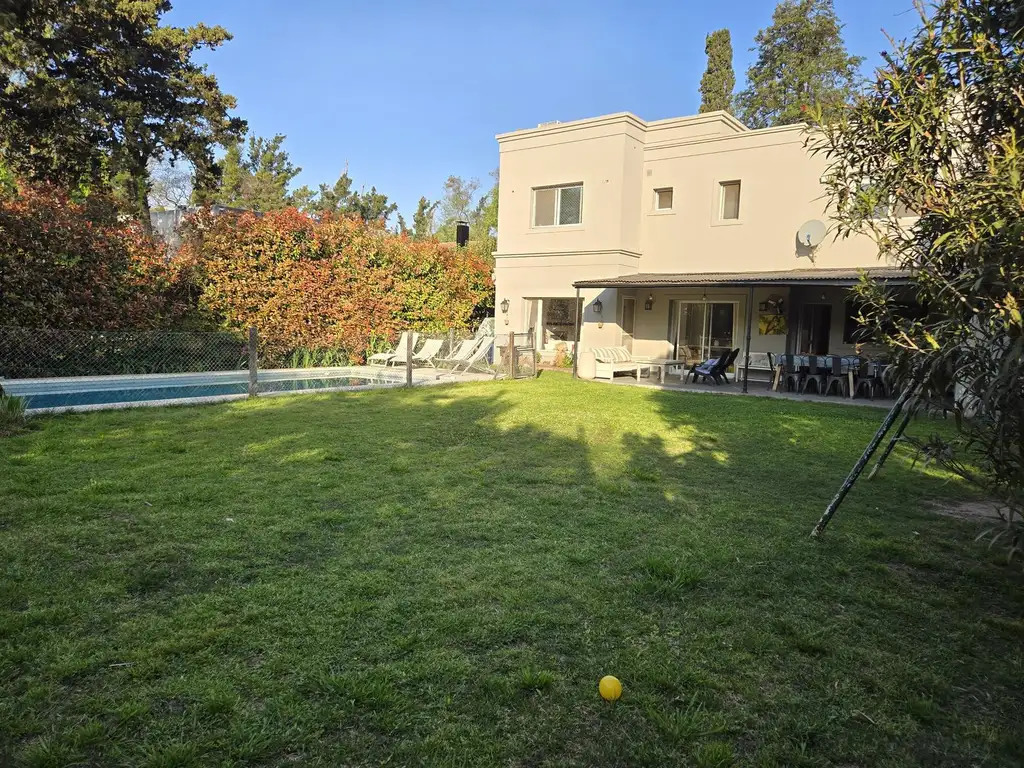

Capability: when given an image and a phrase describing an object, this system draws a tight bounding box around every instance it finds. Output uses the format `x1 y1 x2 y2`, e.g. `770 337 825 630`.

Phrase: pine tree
411 197 438 240
736 0 863 129
0 0 243 223
211 134 299 211
699 29 735 114
245 135 300 211
216 142 246 207
396 213 410 236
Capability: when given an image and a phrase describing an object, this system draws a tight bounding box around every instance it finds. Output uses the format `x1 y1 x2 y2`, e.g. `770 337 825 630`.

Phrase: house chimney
455 220 470 247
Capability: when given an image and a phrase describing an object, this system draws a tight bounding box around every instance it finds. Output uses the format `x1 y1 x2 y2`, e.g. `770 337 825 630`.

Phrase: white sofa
590 347 651 380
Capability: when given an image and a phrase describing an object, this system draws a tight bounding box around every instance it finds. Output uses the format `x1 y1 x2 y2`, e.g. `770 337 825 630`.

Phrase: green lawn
2 375 1023 767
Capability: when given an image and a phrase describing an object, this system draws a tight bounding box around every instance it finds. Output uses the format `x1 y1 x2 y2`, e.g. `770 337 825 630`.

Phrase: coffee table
634 358 681 384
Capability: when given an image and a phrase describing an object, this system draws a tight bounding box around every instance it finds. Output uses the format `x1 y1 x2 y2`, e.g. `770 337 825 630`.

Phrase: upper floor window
533 183 583 227
719 181 741 220
655 188 674 211
860 178 915 219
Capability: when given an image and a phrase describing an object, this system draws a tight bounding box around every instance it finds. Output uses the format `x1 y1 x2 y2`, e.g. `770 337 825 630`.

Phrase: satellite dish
797 219 826 248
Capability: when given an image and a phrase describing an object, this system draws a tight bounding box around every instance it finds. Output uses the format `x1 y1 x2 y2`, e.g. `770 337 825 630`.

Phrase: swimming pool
4 368 411 413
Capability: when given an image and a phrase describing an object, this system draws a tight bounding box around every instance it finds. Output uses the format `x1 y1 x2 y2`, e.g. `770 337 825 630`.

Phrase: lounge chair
437 337 482 367
451 336 494 374
408 338 444 368
718 348 741 382
384 337 419 367
685 348 739 385
368 331 418 366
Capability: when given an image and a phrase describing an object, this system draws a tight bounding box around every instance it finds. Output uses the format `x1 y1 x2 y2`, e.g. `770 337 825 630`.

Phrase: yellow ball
599 675 622 701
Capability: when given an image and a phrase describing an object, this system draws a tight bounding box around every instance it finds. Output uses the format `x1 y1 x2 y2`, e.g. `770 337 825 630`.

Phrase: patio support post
572 287 582 379
247 326 258 398
405 331 413 388
810 382 917 538
742 286 754 394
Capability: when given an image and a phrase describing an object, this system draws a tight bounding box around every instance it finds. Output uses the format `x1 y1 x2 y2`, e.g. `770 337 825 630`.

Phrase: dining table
771 355 886 398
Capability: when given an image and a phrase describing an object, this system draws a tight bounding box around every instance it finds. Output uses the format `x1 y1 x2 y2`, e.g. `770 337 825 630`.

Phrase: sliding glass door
669 301 735 364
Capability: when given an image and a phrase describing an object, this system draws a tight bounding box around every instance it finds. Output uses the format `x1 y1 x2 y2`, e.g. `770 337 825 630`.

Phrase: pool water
21 376 378 410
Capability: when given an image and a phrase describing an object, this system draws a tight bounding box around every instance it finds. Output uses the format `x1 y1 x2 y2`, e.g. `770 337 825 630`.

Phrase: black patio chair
685 352 730 385
718 348 741 383
798 355 826 394
822 355 848 397
853 361 886 399
779 354 803 392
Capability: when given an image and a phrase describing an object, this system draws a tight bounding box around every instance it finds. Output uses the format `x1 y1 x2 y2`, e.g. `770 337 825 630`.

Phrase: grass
1 375 1022 766
0 393 28 437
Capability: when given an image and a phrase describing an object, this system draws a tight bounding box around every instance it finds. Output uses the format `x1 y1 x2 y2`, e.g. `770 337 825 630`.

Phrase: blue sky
167 0 921 221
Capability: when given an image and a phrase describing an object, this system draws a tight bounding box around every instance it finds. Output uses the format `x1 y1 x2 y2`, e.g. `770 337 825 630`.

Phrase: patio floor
595 372 898 409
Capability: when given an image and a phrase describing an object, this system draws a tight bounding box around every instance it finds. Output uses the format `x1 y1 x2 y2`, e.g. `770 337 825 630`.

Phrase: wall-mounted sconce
644 293 654 311
592 298 603 315
500 297 510 325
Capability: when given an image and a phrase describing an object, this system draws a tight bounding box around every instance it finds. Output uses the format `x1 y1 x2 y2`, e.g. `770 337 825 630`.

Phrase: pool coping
3 366 453 414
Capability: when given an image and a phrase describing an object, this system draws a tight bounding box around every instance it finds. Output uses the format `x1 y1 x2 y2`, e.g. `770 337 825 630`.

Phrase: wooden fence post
247 326 258 398
405 330 413 387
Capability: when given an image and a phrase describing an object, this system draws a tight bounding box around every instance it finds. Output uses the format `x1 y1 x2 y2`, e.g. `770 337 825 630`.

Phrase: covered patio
570 266 910 397
599 369 898 408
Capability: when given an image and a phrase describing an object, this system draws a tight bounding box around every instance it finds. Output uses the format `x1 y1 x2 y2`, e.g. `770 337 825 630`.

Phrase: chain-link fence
0 320 533 412
0 326 249 379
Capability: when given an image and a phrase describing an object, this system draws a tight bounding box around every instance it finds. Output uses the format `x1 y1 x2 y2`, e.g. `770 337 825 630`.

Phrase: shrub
0 180 192 330
0 393 27 436
812 1 1024 550
180 208 493 362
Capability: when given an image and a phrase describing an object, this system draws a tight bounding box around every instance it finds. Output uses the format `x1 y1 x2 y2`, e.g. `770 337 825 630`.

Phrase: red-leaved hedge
0 181 188 329
179 207 493 361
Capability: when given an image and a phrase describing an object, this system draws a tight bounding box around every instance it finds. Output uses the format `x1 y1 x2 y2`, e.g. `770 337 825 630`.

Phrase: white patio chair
451 337 494 374
368 331 418 366
408 338 444 368
436 337 481 367
384 338 413 367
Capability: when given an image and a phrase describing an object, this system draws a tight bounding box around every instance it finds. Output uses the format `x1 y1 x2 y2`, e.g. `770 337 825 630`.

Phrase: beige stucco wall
624 286 791 361
494 110 887 361
494 252 635 346
639 127 880 273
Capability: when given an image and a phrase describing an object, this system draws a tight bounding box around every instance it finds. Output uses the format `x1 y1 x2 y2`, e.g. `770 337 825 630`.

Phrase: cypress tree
699 29 735 114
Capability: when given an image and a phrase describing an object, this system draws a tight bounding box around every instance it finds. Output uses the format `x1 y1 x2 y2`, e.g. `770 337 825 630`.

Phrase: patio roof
572 266 911 289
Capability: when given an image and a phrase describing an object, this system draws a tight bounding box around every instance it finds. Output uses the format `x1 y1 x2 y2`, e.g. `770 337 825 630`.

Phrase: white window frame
531 183 583 228
718 180 742 222
860 177 916 220
654 187 674 211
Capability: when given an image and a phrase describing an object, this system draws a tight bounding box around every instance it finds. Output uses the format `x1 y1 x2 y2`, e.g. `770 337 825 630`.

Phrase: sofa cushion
592 346 632 363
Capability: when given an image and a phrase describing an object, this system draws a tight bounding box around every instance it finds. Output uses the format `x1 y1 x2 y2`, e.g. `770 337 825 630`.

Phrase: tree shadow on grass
2 380 1024 766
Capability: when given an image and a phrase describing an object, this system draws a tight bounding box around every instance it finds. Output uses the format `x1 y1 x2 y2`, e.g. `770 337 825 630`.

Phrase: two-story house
493 110 908 382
